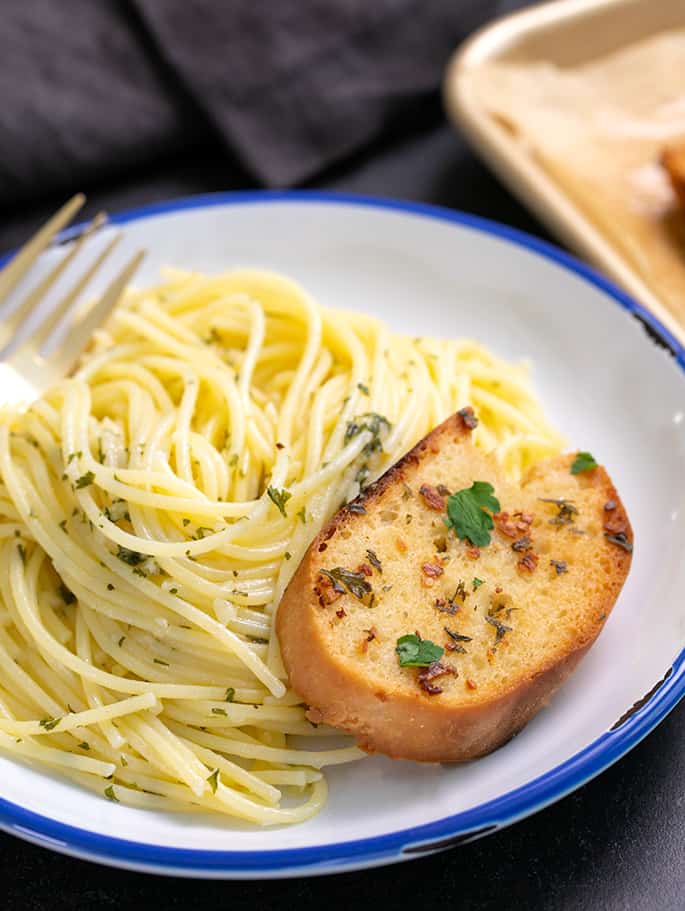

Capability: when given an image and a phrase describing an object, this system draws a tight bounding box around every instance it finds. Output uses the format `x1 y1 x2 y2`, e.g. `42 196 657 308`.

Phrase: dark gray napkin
131 0 495 186
0 0 522 206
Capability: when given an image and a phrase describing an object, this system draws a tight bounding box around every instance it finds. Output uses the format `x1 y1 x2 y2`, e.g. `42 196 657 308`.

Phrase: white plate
1 192 684 878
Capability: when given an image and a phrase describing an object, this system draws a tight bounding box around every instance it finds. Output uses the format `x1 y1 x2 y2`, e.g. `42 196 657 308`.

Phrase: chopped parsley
74 471 95 489
211 707 227 716
207 768 220 794
225 688 235 702
78 742 90 751
267 486 292 517
445 481 500 547
153 658 169 666
570 452 598 474
472 577 485 590
319 567 374 606
104 785 119 802
115 545 147 566
38 717 61 731
344 412 391 455
357 382 370 395
296 506 307 524
284 551 292 560
396 633 444 667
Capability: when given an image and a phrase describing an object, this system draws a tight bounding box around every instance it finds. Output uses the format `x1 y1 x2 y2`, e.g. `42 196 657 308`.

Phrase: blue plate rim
1 189 684 876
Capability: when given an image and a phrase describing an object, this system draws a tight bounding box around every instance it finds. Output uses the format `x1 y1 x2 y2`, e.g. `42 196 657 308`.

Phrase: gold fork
0 194 145 408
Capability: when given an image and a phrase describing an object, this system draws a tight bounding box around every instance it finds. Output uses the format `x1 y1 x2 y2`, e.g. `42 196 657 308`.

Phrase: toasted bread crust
276 412 632 762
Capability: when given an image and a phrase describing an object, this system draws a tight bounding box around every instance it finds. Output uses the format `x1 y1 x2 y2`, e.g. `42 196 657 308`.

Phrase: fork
0 194 145 409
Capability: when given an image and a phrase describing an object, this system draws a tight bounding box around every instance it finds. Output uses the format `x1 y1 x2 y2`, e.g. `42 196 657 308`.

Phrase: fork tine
48 250 145 373
0 194 86 303
0 212 108 351
29 227 122 353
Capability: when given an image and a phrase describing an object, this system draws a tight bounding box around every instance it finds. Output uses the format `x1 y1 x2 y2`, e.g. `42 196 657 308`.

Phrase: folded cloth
0 0 532 206
131 0 500 186
0 0 206 208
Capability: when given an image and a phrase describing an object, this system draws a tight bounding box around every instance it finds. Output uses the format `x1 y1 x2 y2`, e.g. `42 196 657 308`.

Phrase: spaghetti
0 269 563 823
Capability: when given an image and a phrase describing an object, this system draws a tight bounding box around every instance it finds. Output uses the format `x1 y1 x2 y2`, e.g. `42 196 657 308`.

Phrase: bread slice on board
276 409 633 762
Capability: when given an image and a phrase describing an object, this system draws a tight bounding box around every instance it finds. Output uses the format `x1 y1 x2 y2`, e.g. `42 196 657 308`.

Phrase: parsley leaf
445 481 500 547
396 633 444 667
267 486 292 517
571 451 598 474
75 471 95 489
472 577 485 590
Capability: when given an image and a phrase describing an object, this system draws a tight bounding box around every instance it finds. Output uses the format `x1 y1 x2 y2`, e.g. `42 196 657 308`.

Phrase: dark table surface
1 117 684 911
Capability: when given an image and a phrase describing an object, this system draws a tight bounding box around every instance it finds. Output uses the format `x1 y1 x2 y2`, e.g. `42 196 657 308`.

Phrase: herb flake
365 549 382 573
116 545 147 566
319 567 374 605
267 486 292 517
485 615 512 646
207 768 219 794
344 412 391 455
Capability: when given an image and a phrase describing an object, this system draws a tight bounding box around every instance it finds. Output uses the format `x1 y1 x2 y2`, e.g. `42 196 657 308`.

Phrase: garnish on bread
276 409 633 762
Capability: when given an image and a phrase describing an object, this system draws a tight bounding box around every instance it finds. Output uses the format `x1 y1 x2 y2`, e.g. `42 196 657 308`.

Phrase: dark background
0 2 683 909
